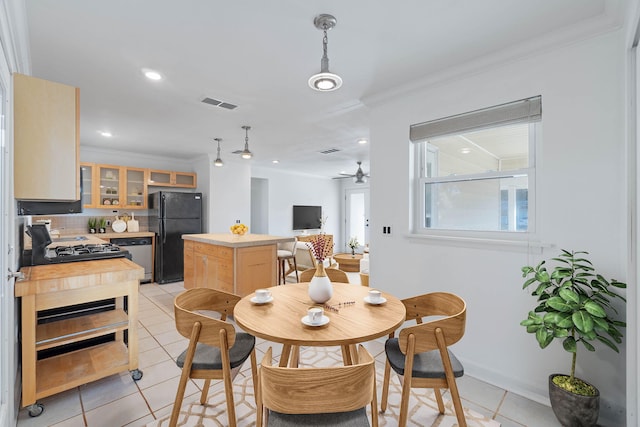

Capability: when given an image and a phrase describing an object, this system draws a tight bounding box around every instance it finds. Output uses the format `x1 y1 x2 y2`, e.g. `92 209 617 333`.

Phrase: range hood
17 199 82 215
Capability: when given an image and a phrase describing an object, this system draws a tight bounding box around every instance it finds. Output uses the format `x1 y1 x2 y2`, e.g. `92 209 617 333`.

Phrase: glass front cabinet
80 163 95 208
97 165 123 208
124 167 148 209
80 163 194 209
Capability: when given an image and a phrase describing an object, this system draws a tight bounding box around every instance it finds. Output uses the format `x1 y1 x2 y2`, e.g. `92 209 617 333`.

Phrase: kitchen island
15 258 144 415
182 233 293 296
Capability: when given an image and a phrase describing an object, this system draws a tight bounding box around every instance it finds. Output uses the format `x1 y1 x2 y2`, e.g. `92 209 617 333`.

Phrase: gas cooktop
44 243 128 263
26 224 131 266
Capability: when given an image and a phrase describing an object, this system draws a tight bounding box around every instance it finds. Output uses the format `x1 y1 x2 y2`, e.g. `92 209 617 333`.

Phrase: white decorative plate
250 296 274 304
301 315 330 327
363 296 387 305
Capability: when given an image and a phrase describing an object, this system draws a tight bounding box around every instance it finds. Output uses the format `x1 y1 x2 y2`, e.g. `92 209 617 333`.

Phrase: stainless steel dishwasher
110 237 153 283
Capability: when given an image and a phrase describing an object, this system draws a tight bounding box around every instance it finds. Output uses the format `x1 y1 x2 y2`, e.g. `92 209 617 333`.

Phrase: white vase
308 263 333 303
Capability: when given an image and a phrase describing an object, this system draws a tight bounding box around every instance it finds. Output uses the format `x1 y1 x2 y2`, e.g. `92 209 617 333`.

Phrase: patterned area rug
148 346 500 427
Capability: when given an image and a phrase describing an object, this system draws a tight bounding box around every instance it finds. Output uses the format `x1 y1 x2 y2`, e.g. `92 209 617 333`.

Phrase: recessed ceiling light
272 160 279 164
357 138 368 145
143 69 162 81
459 148 471 154
98 131 112 137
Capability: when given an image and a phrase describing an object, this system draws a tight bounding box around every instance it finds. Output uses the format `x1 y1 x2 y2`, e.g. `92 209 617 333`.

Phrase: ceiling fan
338 161 369 184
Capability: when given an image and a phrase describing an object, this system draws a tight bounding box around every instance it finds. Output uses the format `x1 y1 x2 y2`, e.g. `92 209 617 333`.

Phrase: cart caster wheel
131 369 143 381
28 403 44 417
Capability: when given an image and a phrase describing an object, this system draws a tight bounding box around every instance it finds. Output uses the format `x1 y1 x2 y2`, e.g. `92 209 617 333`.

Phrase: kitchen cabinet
183 234 291 296
184 240 234 292
94 165 148 209
123 167 148 208
97 165 123 208
15 258 144 415
148 169 197 188
14 73 80 201
80 162 96 208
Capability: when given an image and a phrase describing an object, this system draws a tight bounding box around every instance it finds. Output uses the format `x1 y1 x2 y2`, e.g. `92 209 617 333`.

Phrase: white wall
368 30 627 424
209 157 251 233
252 167 341 245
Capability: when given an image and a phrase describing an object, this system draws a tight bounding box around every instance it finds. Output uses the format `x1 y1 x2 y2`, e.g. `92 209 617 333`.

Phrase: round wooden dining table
234 282 406 367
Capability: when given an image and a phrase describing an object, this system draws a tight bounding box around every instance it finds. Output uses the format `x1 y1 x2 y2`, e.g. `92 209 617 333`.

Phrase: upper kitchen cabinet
14 74 79 201
148 169 197 188
94 164 148 209
124 167 147 208
80 163 96 208
96 165 123 208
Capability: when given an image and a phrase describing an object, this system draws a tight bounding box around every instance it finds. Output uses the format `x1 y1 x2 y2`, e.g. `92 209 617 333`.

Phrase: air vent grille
320 148 341 154
231 150 243 154
202 97 238 110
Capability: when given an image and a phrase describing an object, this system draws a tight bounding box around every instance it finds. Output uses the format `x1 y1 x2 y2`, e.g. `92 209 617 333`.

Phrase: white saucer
301 315 330 327
250 296 273 304
364 296 387 305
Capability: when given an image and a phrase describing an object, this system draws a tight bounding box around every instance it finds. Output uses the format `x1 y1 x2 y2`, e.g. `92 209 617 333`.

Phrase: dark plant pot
549 374 599 427
89 228 96 234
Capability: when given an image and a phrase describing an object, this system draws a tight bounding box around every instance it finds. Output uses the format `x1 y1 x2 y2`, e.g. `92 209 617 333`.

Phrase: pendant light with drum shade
213 138 224 167
308 14 342 92
240 126 253 159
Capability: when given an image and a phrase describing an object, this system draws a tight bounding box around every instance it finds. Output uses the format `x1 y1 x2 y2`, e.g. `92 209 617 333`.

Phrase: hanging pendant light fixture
213 138 224 167
308 14 342 92
241 125 253 159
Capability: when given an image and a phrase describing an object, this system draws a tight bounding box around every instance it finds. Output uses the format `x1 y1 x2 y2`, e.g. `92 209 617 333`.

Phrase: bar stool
277 238 298 285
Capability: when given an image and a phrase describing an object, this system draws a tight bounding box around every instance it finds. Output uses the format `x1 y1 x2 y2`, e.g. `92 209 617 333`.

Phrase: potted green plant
520 249 626 426
87 217 97 234
97 217 107 234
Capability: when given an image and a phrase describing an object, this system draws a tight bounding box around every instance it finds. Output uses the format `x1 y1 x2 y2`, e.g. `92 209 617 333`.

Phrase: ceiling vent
320 148 341 154
202 97 238 110
231 150 243 154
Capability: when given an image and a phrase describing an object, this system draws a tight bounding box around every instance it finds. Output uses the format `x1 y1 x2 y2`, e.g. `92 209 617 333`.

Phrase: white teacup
308 307 324 325
255 289 272 302
368 289 382 303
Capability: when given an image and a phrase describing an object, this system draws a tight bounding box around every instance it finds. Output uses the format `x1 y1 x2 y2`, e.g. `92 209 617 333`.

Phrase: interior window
412 96 540 234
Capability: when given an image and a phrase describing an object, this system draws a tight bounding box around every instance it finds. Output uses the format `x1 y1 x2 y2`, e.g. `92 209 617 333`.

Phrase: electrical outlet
106 220 111 226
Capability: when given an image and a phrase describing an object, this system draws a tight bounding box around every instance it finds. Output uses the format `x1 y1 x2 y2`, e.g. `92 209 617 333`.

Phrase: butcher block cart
15 258 144 417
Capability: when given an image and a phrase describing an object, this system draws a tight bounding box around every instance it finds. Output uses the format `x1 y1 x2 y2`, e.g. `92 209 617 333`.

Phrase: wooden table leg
341 345 354 365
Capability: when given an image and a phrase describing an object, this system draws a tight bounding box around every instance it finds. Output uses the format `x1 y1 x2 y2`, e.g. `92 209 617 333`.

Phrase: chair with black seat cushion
256 344 378 427
277 238 298 284
380 292 467 427
170 288 258 427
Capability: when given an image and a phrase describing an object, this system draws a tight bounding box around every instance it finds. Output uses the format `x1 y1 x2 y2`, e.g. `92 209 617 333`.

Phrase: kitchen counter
182 233 292 248
182 233 293 296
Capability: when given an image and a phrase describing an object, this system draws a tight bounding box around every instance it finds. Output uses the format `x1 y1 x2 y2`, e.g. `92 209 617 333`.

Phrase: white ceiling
23 0 623 178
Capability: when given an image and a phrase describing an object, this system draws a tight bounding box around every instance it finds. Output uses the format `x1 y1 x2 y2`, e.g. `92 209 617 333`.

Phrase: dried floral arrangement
307 233 333 261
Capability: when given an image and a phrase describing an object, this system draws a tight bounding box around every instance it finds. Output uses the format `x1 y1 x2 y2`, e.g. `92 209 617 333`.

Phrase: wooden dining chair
256 344 378 427
380 292 467 427
299 267 350 283
170 288 258 427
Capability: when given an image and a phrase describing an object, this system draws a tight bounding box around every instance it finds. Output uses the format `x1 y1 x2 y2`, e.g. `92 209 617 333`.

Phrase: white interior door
345 188 369 252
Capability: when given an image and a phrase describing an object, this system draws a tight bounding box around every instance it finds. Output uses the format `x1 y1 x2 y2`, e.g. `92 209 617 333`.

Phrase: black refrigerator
149 191 202 284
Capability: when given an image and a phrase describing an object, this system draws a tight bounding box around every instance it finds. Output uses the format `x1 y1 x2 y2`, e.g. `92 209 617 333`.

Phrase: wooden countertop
182 233 293 248
65 231 155 239
15 258 144 297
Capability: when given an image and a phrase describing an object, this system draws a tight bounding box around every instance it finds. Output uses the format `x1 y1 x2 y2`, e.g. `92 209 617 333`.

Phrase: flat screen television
293 205 322 230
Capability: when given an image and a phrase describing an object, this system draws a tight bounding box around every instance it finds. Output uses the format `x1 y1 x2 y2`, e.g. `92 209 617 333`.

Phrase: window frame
411 112 539 244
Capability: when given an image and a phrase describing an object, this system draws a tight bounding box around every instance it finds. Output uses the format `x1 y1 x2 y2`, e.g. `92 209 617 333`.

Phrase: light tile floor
16 278 561 427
